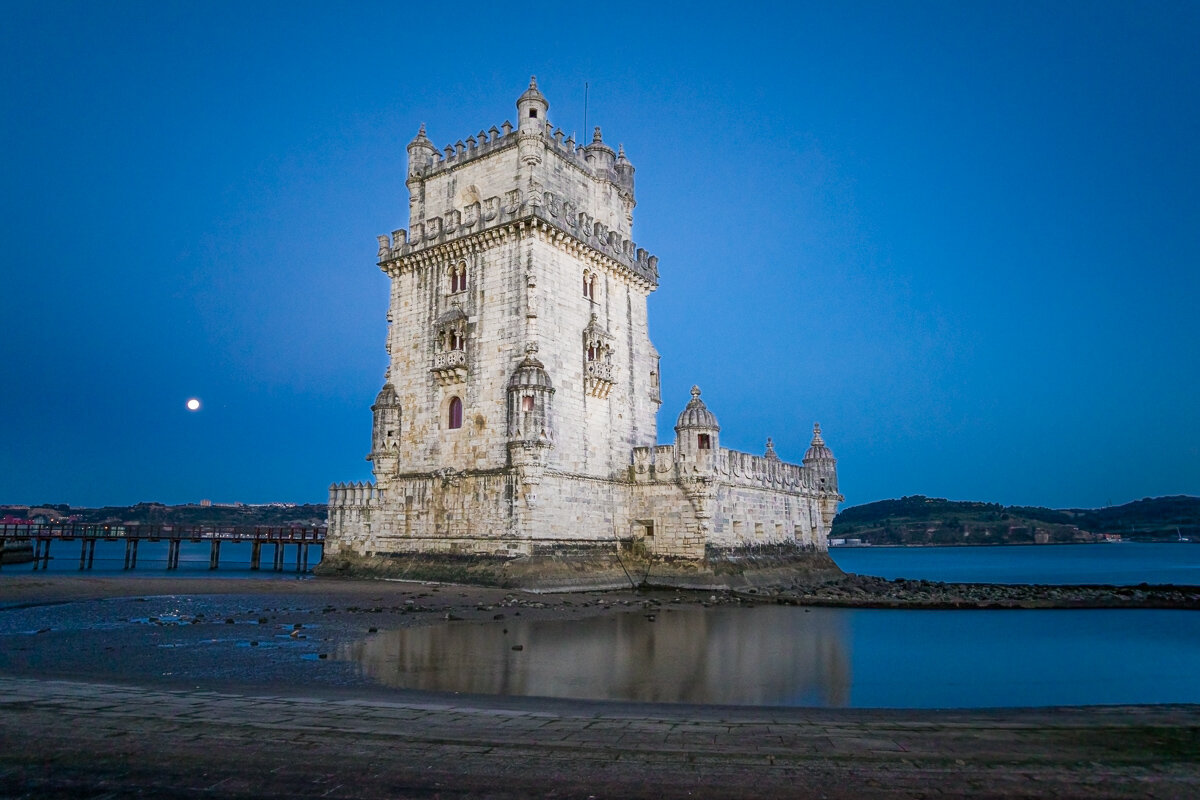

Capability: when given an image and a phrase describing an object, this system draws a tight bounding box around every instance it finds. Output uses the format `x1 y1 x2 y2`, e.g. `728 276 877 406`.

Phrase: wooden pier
0 523 324 572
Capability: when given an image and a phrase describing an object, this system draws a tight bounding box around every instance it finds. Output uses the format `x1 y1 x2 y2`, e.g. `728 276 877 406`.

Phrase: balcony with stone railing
431 349 467 386
585 360 614 399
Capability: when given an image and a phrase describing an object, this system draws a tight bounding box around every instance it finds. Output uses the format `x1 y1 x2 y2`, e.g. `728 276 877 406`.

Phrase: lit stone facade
324 79 842 587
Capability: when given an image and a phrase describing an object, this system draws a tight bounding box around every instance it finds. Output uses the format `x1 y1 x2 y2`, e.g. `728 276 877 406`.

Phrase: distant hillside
832 495 1199 546
1 502 328 527
1065 496 1200 539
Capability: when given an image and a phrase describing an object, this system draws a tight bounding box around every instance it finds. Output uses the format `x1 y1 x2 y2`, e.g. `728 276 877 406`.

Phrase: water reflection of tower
340 606 851 707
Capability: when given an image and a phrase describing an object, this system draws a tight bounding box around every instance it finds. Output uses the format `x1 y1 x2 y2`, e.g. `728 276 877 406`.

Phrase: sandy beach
1 575 1199 798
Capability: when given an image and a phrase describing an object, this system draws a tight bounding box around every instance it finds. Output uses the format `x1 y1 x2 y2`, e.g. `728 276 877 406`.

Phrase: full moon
186 398 201 411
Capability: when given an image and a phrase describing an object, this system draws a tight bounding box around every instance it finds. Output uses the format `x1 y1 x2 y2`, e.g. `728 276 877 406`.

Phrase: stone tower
371 77 659 494
325 79 842 589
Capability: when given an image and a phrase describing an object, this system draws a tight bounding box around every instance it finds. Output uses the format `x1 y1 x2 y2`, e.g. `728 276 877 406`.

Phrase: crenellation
377 193 657 288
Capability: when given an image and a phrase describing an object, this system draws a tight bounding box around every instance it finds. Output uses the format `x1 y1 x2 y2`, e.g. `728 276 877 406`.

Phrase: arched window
589 275 598 301
448 397 463 429
449 263 466 293
582 271 591 299
697 433 711 450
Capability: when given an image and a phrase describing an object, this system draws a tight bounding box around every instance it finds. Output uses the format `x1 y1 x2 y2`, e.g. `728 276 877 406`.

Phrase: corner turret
507 344 555 505
803 423 838 493
675 386 720 462
406 123 437 178
614 143 635 196
516 76 549 132
585 126 616 172
368 382 402 483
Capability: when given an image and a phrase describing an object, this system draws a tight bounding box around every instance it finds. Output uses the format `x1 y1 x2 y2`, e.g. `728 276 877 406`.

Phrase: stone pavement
1 676 1199 798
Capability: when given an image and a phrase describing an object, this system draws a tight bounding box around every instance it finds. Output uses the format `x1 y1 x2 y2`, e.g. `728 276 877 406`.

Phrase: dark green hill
832 495 1199 546
1067 495 1200 539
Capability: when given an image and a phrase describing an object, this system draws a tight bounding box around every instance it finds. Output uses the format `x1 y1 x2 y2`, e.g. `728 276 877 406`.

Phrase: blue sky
2 1 1197 509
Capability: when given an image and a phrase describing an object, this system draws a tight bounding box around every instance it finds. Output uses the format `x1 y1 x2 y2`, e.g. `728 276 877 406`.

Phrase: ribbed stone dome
408 122 432 148
508 354 554 391
675 386 719 430
803 423 835 464
372 382 399 407
517 75 546 105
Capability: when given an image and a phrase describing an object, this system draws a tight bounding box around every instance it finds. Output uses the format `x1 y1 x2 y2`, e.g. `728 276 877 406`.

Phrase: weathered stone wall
326 80 842 590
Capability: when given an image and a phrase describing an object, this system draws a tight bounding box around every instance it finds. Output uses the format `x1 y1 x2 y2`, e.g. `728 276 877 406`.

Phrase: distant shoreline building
323 79 842 588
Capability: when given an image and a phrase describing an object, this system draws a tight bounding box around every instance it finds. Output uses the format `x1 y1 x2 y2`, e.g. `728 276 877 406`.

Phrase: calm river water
336 544 1200 708
829 542 1200 585
340 605 1200 708
7 541 1200 708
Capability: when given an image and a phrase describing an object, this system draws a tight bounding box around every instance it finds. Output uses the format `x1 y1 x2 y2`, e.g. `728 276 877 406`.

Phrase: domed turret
507 347 555 444
585 126 616 172
675 385 719 431
507 353 554 391
802 423 833 462
406 123 437 178
675 386 720 459
369 382 402 479
803 423 837 491
516 76 549 132
614 143 635 195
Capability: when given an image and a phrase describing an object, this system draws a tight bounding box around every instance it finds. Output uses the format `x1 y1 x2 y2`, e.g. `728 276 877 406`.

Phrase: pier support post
250 541 261 571
123 540 133 570
209 540 220 570
273 543 284 571
167 540 180 570
87 539 95 569
79 540 87 570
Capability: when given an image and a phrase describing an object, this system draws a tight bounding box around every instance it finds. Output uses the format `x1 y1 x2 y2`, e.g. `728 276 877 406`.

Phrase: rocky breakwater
758 573 1200 609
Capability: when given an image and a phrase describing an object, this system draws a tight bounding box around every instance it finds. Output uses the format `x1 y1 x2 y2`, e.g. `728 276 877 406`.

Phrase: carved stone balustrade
431 350 467 385
585 360 614 398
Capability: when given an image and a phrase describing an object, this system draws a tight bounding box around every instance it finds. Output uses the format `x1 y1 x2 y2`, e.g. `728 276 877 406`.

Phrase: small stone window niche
447 396 463 429
582 270 598 301
697 433 712 450
448 262 467 294
583 315 614 398
521 395 535 412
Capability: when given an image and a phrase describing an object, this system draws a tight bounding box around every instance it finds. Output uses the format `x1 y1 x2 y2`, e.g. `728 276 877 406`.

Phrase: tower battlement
407 78 634 204
377 189 658 288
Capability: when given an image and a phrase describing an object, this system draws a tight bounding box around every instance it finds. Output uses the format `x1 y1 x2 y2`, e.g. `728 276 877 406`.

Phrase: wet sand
1 575 1199 798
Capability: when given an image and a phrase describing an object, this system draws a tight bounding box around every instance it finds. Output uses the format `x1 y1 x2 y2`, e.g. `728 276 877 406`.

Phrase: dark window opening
521 395 534 412
529 109 538 118
448 397 463 429
697 433 711 450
